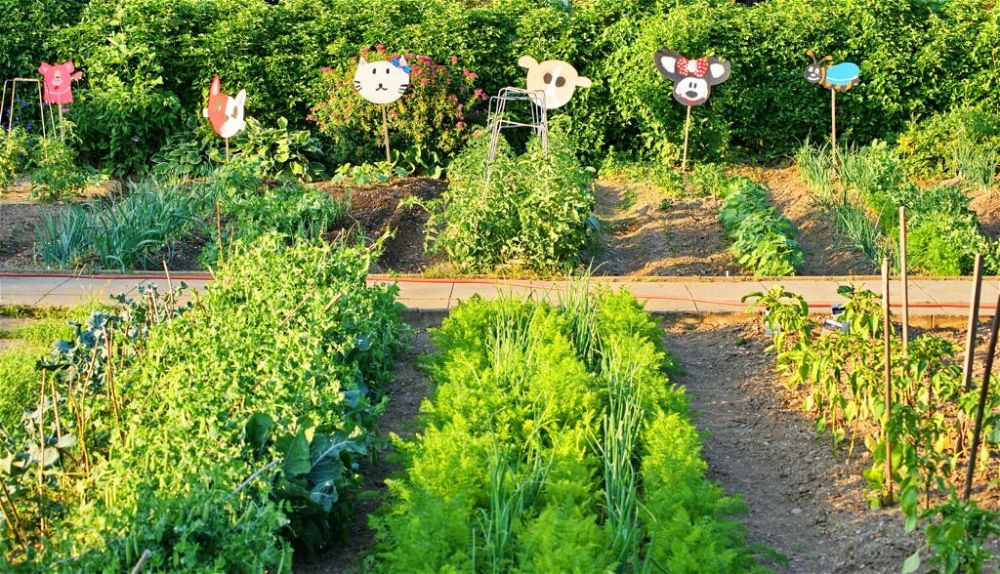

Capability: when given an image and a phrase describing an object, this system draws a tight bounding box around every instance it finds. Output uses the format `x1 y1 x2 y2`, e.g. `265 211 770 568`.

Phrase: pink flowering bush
310 46 486 168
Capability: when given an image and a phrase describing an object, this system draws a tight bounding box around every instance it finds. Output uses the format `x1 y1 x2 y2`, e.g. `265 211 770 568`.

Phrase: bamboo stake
899 207 909 356
0 478 24 546
962 254 984 392
381 104 391 166
831 89 838 169
682 104 692 172
963 292 1000 501
215 199 224 267
882 257 893 504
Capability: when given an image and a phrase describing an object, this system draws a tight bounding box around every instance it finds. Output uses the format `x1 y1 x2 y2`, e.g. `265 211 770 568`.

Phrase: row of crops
373 290 767 572
750 286 1000 573
0 236 406 570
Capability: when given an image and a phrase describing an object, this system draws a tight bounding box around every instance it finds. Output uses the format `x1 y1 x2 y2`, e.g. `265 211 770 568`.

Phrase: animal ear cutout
397 55 409 69
234 89 247 108
576 76 592 88
707 59 731 85
358 56 368 66
518 55 539 70
38 62 51 74
210 77 221 95
654 49 681 80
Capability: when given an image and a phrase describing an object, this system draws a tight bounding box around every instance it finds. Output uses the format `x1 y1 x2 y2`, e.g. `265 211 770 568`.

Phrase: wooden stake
381 104 391 165
57 105 65 140
899 207 909 356
682 104 692 172
224 137 230 163
962 254 984 392
882 257 893 504
215 199 224 266
831 89 838 169
963 292 1000 501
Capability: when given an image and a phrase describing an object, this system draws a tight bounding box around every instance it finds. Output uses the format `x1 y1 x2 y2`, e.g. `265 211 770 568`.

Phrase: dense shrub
418 129 596 272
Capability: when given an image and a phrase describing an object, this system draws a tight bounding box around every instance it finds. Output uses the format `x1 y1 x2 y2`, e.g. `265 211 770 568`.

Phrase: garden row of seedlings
0 235 406 571
796 140 999 275
748 280 1000 573
372 288 769 572
716 176 804 277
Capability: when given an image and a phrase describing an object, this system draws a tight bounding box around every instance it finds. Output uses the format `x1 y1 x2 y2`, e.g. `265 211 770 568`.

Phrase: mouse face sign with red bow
654 49 731 106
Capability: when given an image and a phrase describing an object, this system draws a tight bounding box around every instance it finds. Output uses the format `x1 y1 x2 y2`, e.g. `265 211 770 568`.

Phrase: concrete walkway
1 273 998 317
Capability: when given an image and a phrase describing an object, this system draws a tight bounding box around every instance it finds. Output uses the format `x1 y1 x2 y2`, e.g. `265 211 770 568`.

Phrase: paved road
1 273 998 316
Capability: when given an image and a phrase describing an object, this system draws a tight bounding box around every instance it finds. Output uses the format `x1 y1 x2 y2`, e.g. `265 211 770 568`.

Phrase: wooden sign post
805 51 859 169
654 49 731 172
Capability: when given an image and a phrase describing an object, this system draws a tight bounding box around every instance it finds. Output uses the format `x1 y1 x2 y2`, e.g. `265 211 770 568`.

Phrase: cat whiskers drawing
353 56 411 105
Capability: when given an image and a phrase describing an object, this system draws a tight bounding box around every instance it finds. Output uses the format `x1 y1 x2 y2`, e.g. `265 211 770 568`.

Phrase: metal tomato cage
485 87 549 175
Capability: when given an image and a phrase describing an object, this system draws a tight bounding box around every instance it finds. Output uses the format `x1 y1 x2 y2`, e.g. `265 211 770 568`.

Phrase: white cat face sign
353 56 411 105
519 56 591 110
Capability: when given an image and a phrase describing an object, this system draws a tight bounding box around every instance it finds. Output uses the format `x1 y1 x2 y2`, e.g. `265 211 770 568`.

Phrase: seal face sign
518 56 591 110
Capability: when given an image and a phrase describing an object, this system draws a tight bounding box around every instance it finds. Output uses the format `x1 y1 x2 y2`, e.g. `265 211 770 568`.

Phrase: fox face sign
38 62 82 105
653 50 731 107
202 77 246 139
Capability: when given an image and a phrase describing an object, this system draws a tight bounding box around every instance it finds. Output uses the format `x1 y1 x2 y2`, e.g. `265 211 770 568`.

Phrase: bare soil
663 316 921 573
586 180 741 276
296 321 438 574
971 190 1000 241
320 178 446 274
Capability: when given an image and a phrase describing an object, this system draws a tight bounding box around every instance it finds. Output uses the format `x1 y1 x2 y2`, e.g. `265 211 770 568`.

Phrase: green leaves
718 177 803 277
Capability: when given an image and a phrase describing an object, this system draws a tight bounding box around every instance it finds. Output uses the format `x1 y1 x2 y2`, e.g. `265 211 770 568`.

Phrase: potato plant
717 177 803 277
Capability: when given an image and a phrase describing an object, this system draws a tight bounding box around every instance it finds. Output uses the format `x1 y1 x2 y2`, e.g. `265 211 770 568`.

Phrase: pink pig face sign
38 62 83 105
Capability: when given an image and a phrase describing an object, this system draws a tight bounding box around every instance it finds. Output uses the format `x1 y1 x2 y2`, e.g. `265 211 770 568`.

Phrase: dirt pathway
662 316 919 573
752 165 876 276
296 322 437 574
587 180 739 276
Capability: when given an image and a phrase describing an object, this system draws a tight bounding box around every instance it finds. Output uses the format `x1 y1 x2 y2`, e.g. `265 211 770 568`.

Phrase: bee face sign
804 51 860 93
519 56 591 110
654 49 731 107
353 56 411 105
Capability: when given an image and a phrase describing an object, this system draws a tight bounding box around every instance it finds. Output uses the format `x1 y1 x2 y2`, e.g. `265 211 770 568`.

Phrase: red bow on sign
676 56 710 78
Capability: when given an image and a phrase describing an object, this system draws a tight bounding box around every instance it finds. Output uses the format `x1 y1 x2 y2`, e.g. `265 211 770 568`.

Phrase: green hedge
4 0 998 169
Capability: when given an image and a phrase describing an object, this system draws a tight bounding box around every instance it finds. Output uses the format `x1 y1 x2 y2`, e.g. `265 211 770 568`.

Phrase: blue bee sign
804 51 860 92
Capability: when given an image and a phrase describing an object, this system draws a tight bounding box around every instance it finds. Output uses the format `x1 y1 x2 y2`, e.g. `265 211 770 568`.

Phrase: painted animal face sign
654 50 731 107
38 62 82 105
519 56 591 110
202 77 246 139
805 51 860 92
353 56 411 105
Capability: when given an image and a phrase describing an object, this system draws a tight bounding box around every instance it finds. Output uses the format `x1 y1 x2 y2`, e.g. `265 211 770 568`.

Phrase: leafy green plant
903 498 1000 574
374 290 769 573
0 127 30 194
1 236 405 570
416 130 596 273
795 140 832 199
29 137 99 201
831 201 887 267
718 177 802 277
599 154 686 196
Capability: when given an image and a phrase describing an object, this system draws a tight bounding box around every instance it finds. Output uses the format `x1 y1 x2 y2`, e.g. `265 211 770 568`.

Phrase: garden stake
962 291 1000 501
381 104 392 166
899 207 909 355
962 254 984 392
956 254 984 454
831 90 837 169
215 199 224 266
682 104 692 172
0 478 24 546
882 257 893 504
130 549 153 574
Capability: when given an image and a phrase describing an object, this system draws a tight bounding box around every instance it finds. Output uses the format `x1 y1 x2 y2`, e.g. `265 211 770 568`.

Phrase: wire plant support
485 87 549 178
1 78 54 139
